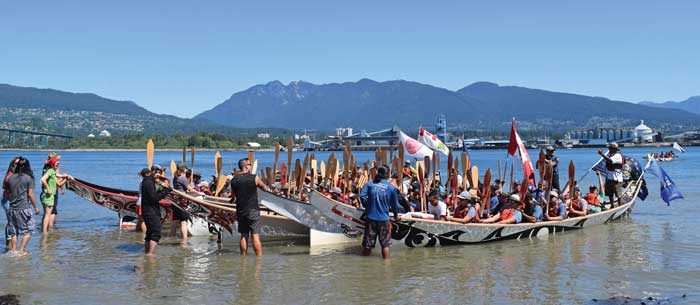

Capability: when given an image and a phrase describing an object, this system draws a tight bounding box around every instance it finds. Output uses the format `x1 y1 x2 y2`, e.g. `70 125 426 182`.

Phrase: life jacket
584 193 600 206
571 198 582 211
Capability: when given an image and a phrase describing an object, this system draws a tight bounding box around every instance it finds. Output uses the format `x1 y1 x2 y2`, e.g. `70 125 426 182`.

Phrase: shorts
604 180 623 198
41 192 55 207
237 212 260 235
362 220 392 249
51 195 58 215
171 207 190 222
143 215 162 243
6 207 35 236
2 198 9 240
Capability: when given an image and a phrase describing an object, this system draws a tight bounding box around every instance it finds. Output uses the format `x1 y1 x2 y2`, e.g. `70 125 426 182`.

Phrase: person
521 193 544 223
544 146 560 191
199 181 213 196
230 158 270 256
486 185 503 217
359 165 399 259
545 191 567 221
172 166 202 242
480 194 524 224
44 152 69 232
567 188 588 217
585 186 602 214
2 157 20 248
6 157 40 256
140 168 168 256
39 157 70 233
598 143 623 209
446 190 479 223
427 190 448 221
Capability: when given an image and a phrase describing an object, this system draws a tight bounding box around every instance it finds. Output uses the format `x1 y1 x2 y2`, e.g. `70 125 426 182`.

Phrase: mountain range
195 79 700 132
1 80 699 136
639 96 700 115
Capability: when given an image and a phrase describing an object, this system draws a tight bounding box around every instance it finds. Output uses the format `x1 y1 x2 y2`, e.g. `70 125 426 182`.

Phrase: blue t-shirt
512 210 523 224
554 200 567 218
531 205 543 222
467 206 476 219
489 196 500 214
360 179 399 222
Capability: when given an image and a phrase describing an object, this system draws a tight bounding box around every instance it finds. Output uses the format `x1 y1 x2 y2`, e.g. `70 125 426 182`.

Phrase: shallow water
0 148 698 304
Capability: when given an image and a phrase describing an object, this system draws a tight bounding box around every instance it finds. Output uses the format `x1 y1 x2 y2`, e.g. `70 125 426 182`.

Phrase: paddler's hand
597 150 604 157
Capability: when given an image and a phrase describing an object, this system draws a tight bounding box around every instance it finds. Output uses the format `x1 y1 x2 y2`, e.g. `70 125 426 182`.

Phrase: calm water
0 148 698 305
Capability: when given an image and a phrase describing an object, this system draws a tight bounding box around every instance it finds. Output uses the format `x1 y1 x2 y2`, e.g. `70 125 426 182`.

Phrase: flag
645 158 683 205
418 128 449 156
673 142 686 153
399 131 433 160
507 118 535 185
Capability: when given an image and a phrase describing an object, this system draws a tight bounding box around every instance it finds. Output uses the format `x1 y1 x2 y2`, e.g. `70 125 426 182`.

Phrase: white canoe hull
309 181 642 248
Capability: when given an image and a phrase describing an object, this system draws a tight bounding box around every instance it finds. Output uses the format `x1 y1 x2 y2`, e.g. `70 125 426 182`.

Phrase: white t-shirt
607 153 623 182
428 200 448 220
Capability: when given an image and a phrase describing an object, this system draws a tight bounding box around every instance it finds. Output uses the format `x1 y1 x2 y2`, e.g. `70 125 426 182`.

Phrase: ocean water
0 148 698 305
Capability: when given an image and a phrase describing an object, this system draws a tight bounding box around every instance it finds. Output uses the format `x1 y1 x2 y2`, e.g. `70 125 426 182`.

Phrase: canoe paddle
146 139 154 169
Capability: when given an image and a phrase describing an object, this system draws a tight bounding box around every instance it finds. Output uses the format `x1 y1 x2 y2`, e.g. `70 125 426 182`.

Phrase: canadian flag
399 131 433 160
507 118 535 186
418 128 449 156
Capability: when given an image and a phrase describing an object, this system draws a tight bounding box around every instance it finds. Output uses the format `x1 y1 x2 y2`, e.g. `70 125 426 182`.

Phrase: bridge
0 128 74 148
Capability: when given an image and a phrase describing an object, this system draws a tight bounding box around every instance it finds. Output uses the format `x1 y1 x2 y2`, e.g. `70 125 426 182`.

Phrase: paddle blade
215 174 228 196
320 161 326 180
215 151 222 177
568 160 576 194
471 166 479 191
170 160 177 180
266 167 274 186
287 138 293 176
146 139 154 169
274 143 280 174
251 160 258 175
519 174 529 203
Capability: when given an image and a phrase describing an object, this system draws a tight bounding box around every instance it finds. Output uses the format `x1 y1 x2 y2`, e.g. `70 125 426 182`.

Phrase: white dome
634 120 652 132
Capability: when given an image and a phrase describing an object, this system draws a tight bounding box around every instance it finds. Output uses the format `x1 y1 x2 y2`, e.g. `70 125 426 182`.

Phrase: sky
1 1 699 118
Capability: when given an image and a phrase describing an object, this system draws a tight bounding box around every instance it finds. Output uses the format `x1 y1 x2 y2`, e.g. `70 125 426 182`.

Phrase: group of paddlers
649 151 676 160
2 153 73 256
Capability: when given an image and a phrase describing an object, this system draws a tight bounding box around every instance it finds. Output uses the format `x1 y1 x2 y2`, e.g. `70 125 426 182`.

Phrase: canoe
166 189 309 240
257 191 361 247
66 178 212 234
309 178 643 248
643 155 675 162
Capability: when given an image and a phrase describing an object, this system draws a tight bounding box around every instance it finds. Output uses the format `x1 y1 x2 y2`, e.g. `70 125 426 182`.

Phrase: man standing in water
598 142 624 209
6 157 40 256
359 166 399 259
230 158 269 256
140 168 167 256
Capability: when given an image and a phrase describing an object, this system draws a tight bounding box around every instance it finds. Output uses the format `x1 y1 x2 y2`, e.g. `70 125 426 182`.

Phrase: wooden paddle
343 149 350 194
481 169 492 217
320 161 326 181
274 143 280 178
300 154 310 195
295 159 303 192
214 151 222 178
497 160 502 183
190 146 196 182
519 173 529 204
251 160 258 176
170 160 177 180
287 138 293 182
424 155 431 188
509 161 515 193
417 162 425 212
545 163 554 213
266 167 274 186
311 158 318 188
470 166 479 192
447 150 453 196
146 139 154 169
214 174 228 196
461 152 469 189
280 162 288 188
566 160 575 206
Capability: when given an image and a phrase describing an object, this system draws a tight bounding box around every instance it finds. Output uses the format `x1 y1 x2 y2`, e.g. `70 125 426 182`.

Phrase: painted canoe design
166 190 309 238
309 180 643 248
66 178 171 221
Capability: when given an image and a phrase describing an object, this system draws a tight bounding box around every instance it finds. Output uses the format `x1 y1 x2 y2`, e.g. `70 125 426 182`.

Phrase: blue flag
645 158 683 205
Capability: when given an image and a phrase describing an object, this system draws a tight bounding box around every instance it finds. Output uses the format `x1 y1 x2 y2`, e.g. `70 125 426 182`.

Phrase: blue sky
1 1 698 118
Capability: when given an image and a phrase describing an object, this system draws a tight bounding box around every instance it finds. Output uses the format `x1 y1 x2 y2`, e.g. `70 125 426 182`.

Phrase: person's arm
359 184 369 208
439 203 448 221
390 188 399 221
497 216 516 224
521 213 537 223
41 171 51 192
27 184 39 214
480 213 500 223
255 175 271 192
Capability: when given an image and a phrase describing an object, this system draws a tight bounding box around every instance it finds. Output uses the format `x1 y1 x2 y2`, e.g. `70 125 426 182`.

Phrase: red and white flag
507 118 535 186
399 131 433 160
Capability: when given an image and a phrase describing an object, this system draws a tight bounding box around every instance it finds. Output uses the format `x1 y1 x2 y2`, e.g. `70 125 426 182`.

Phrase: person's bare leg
252 234 262 256
145 241 157 256
8 236 17 254
169 220 178 237
19 234 31 256
240 234 248 255
180 221 188 243
42 206 53 233
381 247 390 259
48 214 57 231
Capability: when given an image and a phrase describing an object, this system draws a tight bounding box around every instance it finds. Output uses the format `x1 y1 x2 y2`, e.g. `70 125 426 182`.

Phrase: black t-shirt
141 176 165 217
231 173 259 215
